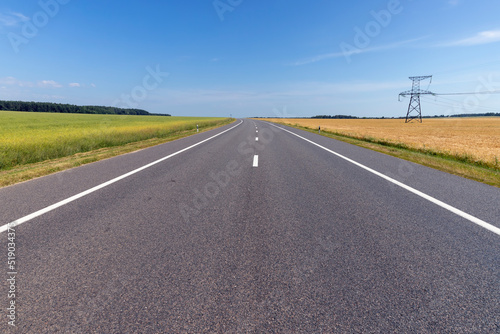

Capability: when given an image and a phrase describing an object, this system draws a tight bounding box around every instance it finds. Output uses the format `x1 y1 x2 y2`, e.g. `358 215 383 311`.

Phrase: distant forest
446 112 500 118
311 115 358 119
0 100 170 116
310 113 500 119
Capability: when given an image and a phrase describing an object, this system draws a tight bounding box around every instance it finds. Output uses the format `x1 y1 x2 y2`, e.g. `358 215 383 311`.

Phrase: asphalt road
1 119 499 333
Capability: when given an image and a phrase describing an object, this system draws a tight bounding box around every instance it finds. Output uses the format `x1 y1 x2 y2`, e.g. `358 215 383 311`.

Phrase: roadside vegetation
0 111 233 187
266 118 500 188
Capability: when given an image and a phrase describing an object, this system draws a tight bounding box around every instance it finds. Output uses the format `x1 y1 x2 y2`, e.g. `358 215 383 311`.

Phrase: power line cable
434 90 500 96
420 96 499 112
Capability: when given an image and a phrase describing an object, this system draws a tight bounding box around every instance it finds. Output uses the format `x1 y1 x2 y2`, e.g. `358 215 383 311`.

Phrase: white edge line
253 155 259 167
0 120 244 233
267 122 500 237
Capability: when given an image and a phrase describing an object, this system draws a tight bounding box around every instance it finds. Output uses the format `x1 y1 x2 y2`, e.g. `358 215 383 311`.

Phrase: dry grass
267 118 500 169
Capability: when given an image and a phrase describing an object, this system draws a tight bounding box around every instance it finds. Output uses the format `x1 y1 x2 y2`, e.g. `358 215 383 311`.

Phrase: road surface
1 119 499 332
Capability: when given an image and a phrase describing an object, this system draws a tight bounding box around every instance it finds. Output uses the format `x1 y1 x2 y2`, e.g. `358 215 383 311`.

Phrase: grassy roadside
267 121 500 188
0 118 234 188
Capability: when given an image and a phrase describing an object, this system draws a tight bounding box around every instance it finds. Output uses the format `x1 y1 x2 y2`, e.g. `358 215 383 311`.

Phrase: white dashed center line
253 155 259 167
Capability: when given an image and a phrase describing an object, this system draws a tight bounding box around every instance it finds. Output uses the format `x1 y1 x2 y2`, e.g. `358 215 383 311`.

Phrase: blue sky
1 0 500 118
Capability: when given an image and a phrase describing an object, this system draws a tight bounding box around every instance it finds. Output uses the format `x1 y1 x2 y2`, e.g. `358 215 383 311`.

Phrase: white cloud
90 83 96 88
0 77 68 89
0 12 28 27
37 80 62 88
69 83 81 87
444 30 500 46
292 37 427 66
0 76 33 87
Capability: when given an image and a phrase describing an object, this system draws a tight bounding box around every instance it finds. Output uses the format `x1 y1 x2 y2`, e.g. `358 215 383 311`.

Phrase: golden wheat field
267 117 500 167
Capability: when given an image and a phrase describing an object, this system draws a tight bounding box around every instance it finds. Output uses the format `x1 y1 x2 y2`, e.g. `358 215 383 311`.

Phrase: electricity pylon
399 76 434 123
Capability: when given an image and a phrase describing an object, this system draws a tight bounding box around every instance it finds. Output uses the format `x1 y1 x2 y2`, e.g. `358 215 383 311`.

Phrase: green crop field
0 111 232 173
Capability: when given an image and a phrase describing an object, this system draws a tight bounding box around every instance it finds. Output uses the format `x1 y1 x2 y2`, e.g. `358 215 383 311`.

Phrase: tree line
448 112 500 118
312 113 500 119
311 115 358 119
0 100 170 116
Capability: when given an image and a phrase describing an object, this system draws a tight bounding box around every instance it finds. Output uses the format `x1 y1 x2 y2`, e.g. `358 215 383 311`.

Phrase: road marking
0 120 244 233
268 122 500 237
253 155 259 167
256 137 259 141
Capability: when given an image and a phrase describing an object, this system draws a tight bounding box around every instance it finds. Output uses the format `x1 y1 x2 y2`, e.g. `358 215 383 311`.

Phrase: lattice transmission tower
399 76 434 123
